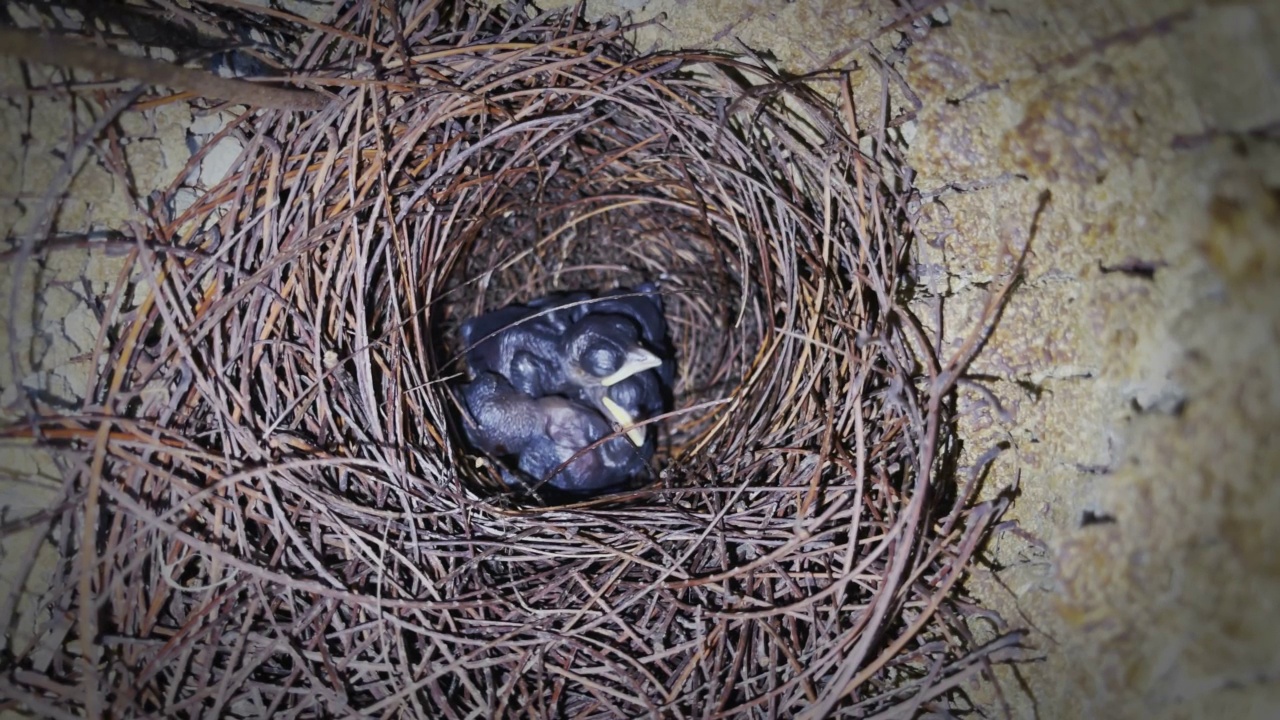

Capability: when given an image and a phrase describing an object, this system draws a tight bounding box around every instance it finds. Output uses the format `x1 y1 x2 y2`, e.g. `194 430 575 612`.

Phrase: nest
2 1 1027 716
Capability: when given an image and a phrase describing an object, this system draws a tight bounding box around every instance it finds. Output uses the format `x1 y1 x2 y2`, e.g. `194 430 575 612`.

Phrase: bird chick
516 395 649 496
462 291 591 351
561 313 663 388
570 283 674 386
457 371 543 458
461 284 673 391
553 313 666 445
458 285 673 490
458 372 645 495
597 369 664 448
460 307 564 397
461 303 665 446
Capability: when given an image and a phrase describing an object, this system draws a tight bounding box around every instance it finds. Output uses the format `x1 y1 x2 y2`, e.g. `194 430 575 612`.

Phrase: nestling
456 284 674 498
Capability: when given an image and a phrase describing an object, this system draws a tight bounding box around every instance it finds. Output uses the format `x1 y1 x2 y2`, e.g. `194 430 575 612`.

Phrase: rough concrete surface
2 1 1277 718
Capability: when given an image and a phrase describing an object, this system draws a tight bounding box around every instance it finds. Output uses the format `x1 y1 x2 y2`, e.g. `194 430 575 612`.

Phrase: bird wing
462 304 563 387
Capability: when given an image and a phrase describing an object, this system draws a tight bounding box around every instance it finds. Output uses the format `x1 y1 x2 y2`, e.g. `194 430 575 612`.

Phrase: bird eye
584 343 621 376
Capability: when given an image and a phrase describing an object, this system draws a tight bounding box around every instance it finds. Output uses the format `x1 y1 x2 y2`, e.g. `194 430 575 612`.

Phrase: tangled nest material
2 0 1029 716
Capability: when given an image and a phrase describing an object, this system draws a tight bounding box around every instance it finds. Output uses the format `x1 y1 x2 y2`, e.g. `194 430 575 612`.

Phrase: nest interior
2 1 1027 717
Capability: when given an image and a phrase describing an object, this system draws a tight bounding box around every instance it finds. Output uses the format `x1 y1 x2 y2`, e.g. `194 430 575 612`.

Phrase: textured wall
3 0 1277 717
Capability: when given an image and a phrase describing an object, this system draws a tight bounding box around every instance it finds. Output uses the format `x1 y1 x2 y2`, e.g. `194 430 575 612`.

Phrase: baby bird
516 395 649 495
458 372 543 459
463 304 667 444
551 313 665 446
461 291 591 353
569 283 674 386
597 369 665 448
561 313 663 389
460 306 564 397
457 284 674 499
459 372 644 495
475 284 669 370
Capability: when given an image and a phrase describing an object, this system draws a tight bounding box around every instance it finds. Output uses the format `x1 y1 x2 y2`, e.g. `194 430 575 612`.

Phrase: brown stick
0 27 330 112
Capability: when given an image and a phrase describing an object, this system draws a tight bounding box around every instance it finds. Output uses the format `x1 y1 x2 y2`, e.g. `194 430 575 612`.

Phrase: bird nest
3 0 1027 716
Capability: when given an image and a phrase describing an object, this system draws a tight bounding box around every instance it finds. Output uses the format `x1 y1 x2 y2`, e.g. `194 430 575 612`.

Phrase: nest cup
430 59 773 500
417 32 896 508
4 1 1026 717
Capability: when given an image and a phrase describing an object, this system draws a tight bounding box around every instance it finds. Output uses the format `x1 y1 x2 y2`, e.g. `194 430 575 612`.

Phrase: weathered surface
901 3 1280 716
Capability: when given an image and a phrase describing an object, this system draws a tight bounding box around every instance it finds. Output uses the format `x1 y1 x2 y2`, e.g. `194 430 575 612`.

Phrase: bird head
563 314 663 388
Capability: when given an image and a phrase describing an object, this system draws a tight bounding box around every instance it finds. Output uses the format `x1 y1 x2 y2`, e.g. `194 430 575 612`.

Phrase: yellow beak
600 347 662 387
601 396 646 447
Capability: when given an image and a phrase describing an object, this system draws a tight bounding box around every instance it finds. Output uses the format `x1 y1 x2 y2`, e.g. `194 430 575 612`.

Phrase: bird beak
600 347 662 387
601 396 646 447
